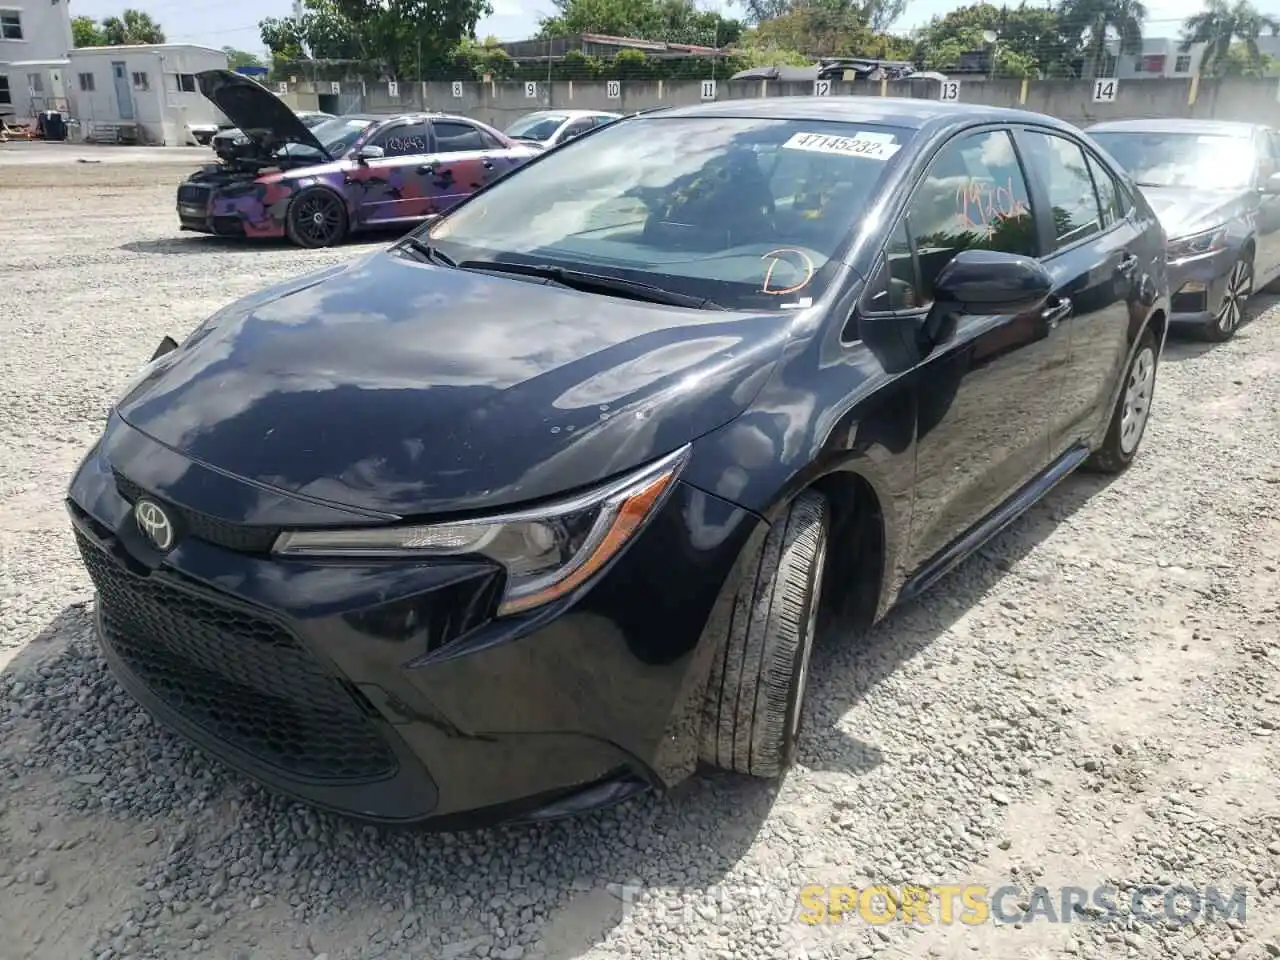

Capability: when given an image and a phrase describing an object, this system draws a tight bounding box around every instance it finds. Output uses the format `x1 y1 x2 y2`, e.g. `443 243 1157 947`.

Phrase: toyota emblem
134 499 175 552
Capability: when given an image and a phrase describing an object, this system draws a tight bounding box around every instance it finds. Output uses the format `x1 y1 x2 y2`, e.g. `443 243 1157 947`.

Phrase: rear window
506 114 567 141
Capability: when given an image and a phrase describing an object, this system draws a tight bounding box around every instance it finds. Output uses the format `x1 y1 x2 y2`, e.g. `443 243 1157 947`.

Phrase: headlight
272 445 691 616
233 134 249 145
1167 225 1228 261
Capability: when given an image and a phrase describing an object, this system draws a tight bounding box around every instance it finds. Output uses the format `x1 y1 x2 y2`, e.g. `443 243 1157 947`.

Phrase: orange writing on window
956 177 1029 238
760 248 815 296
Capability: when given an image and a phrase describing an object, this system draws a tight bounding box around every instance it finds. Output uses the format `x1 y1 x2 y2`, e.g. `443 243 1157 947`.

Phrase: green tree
1180 0 1280 76
1057 0 1146 78
222 46 265 70
333 0 493 74
537 0 743 46
746 4 911 58
100 9 166 45
71 15 106 47
912 3 1074 77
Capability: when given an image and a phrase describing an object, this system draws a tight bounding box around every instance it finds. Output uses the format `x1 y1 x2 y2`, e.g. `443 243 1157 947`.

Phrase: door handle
482 159 493 169
417 163 436 175
1117 253 1139 277
1042 296 1072 328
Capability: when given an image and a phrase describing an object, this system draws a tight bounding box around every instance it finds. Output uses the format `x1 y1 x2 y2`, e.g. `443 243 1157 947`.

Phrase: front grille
76 529 398 783
177 183 212 205
114 471 280 554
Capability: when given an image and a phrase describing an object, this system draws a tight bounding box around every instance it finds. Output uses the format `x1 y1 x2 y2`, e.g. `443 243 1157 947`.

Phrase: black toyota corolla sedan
67 98 1169 828
1087 118 1280 343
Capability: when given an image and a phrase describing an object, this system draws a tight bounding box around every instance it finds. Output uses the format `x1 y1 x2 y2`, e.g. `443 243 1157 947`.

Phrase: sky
67 0 1210 61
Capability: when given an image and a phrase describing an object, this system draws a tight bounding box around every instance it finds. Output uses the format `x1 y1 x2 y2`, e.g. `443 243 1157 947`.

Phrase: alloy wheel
1119 346 1156 455
1215 259 1252 335
293 193 344 246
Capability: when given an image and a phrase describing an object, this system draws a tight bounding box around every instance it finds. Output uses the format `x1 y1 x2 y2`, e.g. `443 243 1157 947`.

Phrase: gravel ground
1 160 1278 960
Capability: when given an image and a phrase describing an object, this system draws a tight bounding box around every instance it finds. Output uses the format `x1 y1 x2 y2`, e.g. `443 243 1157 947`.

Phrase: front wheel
699 491 830 779
1199 255 1252 343
1084 325 1159 474
285 188 349 249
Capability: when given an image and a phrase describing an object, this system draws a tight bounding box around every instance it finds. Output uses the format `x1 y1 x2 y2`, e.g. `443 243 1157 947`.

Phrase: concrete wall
278 75 1280 133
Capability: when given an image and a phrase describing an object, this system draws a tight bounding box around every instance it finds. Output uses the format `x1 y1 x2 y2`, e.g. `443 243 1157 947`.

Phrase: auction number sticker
781 131 900 160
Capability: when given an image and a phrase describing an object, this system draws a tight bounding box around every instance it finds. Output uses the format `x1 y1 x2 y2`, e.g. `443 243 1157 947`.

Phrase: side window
373 122 430 157
879 129 1036 309
561 118 595 142
1020 131 1104 249
1085 153 1123 228
1257 131 1279 180
432 120 486 153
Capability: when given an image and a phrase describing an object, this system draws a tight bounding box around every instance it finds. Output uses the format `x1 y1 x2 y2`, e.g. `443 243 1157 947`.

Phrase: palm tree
1181 0 1280 75
100 9 166 46
1058 0 1147 78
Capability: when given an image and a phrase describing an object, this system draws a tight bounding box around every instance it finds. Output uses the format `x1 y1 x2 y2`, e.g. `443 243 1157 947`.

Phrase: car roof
1086 117 1263 136
341 112 483 124
642 96 1077 132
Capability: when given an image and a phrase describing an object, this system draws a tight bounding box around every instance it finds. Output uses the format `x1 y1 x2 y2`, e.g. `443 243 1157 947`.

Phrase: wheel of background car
1084 324 1160 474
699 490 830 778
285 187 349 249
1200 254 1253 343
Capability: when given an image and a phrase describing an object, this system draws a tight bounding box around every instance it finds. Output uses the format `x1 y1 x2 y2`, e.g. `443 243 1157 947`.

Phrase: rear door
424 118 523 212
1015 126 1141 455
351 119 433 224
860 127 1067 570
1253 129 1280 283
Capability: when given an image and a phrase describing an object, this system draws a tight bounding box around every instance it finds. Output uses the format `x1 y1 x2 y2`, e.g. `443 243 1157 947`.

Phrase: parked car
176 69 538 248
503 109 621 149
211 108 334 163
1087 118 1280 342
70 97 1168 827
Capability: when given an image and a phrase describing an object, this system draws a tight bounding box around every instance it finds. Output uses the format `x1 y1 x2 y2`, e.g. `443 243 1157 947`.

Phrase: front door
351 120 433 225
1015 127 1139 454
111 62 134 120
880 128 1068 570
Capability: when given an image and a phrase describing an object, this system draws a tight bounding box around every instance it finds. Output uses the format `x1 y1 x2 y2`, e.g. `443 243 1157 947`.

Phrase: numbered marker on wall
525 81 538 99
1092 78 1118 102
606 79 621 99
387 80 398 98
938 79 960 101
813 78 831 96
451 80 463 98
277 82 288 95
701 79 716 101
330 81 341 95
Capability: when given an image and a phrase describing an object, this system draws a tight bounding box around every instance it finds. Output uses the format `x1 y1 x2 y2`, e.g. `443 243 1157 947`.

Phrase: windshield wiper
397 235 457 268
454 260 724 310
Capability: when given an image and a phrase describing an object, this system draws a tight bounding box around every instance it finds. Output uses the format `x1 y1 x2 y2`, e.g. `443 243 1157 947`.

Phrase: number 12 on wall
1092 78 1118 102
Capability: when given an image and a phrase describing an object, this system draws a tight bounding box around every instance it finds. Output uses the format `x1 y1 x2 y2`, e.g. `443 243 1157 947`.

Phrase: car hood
115 252 793 517
196 69 328 160
1140 185 1251 239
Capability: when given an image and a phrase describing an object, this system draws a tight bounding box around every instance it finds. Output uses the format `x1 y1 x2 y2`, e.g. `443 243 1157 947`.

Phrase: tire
1197 254 1252 343
285 187 349 249
699 491 830 778
1084 324 1159 474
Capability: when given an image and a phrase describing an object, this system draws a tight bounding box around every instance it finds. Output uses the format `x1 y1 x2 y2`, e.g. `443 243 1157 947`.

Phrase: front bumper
1167 247 1235 327
175 181 283 239
67 414 761 827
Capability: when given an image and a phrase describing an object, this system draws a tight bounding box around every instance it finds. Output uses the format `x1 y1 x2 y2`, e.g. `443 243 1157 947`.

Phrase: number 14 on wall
1092 78 1118 102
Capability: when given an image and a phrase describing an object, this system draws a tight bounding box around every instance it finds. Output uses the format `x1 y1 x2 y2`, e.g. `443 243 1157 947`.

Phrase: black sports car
69 97 1169 828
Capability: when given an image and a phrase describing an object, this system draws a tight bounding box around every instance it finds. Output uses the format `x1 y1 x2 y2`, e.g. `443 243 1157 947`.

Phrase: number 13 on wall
938 80 960 101
1092 78 1118 102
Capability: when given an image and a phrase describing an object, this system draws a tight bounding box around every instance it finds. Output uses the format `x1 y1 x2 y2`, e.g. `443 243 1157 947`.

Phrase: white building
0 0 74 113
1102 37 1209 78
64 44 229 144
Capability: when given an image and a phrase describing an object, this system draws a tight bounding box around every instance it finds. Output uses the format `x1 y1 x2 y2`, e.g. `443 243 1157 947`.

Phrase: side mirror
356 144 385 163
1260 172 1280 194
932 249 1053 316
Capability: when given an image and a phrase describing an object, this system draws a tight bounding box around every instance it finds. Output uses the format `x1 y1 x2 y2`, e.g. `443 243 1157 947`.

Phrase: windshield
300 113 331 129
1090 130 1257 189
506 114 567 141
423 116 915 311
277 116 376 159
